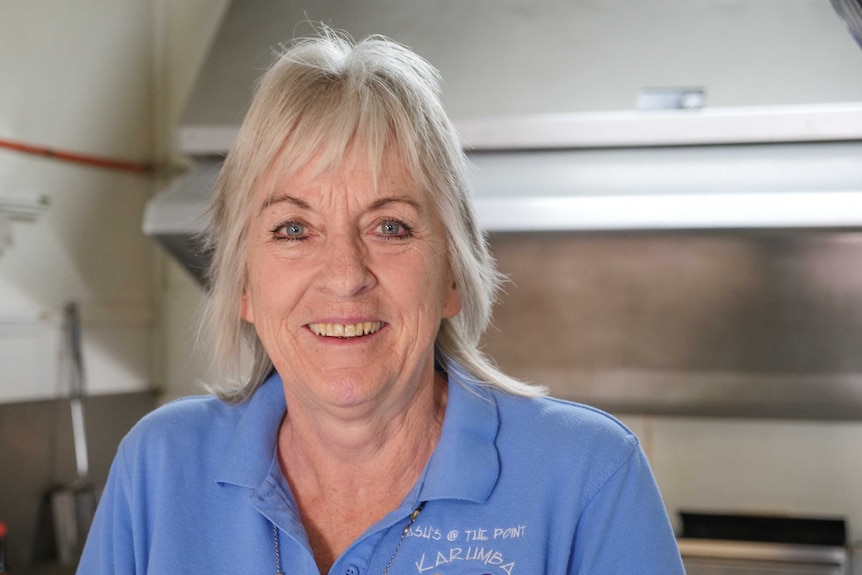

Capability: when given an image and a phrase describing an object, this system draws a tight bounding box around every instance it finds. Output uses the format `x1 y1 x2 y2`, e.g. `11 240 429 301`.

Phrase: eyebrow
367 196 424 213
260 194 424 214
259 194 311 213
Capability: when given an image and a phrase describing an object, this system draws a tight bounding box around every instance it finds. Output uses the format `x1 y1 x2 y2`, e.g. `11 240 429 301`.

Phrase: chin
317 373 385 408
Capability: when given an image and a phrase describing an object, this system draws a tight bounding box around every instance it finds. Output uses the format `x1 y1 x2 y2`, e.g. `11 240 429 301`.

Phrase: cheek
241 258 309 330
420 251 461 319
239 254 273 326
239 250 269 325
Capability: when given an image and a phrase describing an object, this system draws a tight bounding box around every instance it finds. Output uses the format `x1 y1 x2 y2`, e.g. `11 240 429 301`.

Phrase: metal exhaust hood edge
147 104 862 285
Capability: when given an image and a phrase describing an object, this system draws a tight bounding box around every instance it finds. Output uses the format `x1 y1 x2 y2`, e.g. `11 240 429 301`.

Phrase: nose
318 232 375 298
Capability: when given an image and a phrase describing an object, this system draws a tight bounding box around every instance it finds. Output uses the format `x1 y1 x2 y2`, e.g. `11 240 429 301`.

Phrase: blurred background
2 0 862 573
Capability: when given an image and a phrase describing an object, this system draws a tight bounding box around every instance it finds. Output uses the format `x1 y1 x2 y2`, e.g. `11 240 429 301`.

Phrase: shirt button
345 566 360 575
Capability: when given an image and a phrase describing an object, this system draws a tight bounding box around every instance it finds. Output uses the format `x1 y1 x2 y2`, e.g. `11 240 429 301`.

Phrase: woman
79 30 685 574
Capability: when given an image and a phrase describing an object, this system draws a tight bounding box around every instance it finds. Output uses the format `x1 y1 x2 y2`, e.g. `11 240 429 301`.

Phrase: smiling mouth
307 321 384 338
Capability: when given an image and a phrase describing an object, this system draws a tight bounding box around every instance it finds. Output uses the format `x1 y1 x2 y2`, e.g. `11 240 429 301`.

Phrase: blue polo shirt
78 363 684 574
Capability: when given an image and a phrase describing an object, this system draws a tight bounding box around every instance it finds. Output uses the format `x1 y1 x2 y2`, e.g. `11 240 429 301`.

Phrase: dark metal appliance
678 512 849 575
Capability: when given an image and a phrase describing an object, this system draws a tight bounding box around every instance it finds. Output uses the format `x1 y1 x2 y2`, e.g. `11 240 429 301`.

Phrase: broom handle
65 303 89 481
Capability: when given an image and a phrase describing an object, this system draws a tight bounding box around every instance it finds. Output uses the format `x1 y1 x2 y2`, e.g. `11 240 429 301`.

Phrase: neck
277 369 448 496
276 369 448 573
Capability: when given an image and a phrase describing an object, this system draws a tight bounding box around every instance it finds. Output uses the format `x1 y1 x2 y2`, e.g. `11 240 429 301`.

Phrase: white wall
0 0 224 403
0 0 156 401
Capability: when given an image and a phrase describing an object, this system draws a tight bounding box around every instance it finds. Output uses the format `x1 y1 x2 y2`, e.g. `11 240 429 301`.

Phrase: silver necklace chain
274 521 284 575
272 501 426 575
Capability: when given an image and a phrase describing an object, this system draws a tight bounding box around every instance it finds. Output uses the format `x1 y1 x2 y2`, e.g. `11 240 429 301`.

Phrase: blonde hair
201 28 544 401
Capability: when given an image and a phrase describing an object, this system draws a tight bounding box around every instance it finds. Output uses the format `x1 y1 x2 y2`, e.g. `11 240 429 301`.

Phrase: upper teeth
308 322 383 338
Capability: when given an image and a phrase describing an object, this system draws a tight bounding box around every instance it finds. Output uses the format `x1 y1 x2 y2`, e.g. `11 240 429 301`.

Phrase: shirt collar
216 372 286 488
215 362 502 504
417 361 501 503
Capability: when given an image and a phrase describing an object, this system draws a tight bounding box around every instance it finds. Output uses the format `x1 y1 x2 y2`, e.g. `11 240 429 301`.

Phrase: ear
442 279 461 319
240 286 255 324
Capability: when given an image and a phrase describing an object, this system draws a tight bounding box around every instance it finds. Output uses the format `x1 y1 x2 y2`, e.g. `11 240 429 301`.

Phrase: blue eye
380 221 404 235
377 220 413 240
273 221 307 240
283 222 305 236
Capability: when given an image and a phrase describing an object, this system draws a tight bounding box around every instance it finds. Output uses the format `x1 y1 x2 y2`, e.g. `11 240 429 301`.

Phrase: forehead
261 143 426 204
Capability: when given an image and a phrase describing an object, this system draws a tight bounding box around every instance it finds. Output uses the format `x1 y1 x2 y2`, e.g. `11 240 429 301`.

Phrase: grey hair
200 28 545 401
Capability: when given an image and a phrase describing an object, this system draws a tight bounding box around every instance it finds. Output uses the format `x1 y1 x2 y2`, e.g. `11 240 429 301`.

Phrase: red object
0 136 153 174
0 519 6 573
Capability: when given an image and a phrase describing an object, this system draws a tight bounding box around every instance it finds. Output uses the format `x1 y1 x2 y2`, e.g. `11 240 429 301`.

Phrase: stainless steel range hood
146 0 862 419
145 0 862 281
146 112 862 283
